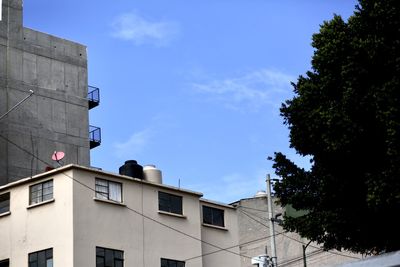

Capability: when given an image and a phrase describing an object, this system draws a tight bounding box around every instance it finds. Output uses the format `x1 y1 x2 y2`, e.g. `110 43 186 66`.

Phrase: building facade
232 194 362 267
0 0 99 185
0 164 240 267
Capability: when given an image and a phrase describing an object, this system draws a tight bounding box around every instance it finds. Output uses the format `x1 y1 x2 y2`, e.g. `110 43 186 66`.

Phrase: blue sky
24 0 357 203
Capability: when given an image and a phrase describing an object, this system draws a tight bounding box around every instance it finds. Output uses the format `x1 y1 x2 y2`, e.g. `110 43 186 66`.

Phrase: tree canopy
271 0 400 254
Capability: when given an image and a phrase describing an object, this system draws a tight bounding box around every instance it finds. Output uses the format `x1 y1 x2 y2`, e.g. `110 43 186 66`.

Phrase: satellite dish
52 151 65 162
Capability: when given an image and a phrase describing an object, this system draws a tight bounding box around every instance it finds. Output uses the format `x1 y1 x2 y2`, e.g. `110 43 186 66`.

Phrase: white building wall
0 170 74 266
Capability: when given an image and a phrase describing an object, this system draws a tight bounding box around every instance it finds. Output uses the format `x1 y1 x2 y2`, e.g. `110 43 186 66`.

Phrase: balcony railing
89 125 101 149
88 86 100 109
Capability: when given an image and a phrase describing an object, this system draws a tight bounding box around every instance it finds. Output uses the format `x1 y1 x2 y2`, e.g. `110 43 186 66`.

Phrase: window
0 259 9 267
0 192 10 214
96 247 123 267
95 179 122 203
203 206 224 227
28 248 53 267
30 180 53 205
158 192 182 215
161 258 185 267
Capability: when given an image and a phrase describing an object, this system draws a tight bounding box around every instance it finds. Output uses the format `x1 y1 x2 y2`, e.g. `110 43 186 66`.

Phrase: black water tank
119 160 144 179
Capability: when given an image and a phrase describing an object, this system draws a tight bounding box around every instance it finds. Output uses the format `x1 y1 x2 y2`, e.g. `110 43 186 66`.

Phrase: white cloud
114 129 153 158
191 69 295 111
189 170 267 203
111 11 180 46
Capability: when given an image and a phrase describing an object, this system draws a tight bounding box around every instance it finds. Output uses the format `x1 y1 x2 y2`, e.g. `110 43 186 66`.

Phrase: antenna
51 151 65 166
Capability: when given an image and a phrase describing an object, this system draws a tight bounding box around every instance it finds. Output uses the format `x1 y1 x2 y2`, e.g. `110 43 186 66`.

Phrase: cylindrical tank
143 165 162 184
119 160 143 179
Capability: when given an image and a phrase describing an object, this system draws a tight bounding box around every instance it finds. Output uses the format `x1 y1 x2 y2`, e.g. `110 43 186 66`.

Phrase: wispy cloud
111 11 180 46
189 170 267 203
114 129 153 158
191 69 295 111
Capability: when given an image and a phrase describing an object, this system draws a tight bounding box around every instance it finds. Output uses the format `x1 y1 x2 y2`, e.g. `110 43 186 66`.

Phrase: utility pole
266 174 277 267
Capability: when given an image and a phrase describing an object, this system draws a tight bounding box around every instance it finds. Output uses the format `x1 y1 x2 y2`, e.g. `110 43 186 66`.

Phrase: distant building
0 0 100 185
231 193 362 267
0 163 240 267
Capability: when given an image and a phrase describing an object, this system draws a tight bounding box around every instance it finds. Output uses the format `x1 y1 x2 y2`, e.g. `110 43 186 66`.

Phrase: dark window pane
96 256 104 267
161 258 167 267
45 249 52 259
159 192 182 214
114 251 123 260
29 263 38 267
0 193 10 214
96 247 105 256
203 206 224 227
29 252 37 262
38 251 46 267
115 259 123 267
0 259 10 267
105 249 114 267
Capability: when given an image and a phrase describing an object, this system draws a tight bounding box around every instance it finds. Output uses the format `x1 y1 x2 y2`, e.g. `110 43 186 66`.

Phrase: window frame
161 258 185 267
28 248 53 267
96 246 124 267
158 191 183 215
202 205 225 227
95 178 123 203
0 192 10 214
29 180 54 205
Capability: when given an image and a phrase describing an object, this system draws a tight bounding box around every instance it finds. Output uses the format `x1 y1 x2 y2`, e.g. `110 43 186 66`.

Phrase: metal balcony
88 86 100 109
89 125 101 149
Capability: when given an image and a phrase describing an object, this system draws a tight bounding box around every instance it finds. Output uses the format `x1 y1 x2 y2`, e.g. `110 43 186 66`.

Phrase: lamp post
266 174 278 267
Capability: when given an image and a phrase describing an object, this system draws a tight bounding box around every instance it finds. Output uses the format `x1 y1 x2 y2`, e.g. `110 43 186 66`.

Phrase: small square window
28 248 52 267
161 258 185 267
158 192 182 215
30 180 53 205
202 206 225 227
95 178 122 203
0 192 10 214
96 247 124 267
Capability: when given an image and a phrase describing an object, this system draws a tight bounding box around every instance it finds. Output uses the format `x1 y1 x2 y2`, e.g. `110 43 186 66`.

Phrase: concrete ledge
93 197 126 207
158 210 187 219
202 223 228 231
0 211 11 218
27 198 55 209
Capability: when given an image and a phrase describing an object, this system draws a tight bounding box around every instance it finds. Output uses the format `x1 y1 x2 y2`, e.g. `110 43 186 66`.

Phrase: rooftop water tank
254 190 267 198
143 165 162 184
119 160 143 179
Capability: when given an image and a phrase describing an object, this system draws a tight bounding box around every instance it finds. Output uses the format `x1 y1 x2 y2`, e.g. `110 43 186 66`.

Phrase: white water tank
143 165 162 184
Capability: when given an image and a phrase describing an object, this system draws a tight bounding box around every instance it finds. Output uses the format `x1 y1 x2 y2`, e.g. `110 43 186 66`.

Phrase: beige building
0 164 241 267
232 193 362 267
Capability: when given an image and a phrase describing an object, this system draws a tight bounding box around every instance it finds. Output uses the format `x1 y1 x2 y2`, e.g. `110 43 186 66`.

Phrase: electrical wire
0 132 253 262
238 205 362 261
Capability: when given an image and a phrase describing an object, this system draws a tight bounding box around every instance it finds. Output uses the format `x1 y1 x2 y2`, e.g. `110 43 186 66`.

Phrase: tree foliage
272 0 400 254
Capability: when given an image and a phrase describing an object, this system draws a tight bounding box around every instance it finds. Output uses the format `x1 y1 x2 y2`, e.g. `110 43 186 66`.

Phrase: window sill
158 210 186 219
27 199 55 209
0 211 11 218
93 198 126 207
202 223 228 231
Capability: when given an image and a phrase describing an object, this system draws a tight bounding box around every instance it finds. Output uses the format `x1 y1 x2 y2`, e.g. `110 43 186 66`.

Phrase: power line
0 132 253 262
238 205 362 261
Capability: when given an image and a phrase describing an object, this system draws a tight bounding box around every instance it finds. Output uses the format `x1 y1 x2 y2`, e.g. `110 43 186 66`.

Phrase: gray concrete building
0 0 100 185
232 193 362 267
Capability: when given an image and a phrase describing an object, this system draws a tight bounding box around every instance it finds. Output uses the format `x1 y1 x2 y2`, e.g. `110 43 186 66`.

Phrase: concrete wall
200 199 241 267
0 171 74 266
72 168 205 267
234 196 361 267
0 0 90 185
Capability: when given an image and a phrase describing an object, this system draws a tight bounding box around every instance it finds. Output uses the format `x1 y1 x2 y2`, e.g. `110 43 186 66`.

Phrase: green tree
271 0 400 254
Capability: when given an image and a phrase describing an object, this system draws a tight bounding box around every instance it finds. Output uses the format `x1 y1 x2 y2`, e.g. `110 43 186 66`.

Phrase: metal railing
89 125 101 149
88 86 100 109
